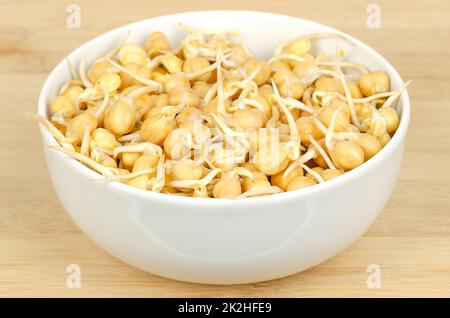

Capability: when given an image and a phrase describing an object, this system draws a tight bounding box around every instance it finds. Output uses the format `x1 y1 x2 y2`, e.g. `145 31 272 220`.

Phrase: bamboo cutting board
0 0 449 297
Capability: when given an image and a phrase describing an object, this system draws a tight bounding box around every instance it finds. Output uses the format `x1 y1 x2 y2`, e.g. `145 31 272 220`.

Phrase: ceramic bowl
38 11 410 284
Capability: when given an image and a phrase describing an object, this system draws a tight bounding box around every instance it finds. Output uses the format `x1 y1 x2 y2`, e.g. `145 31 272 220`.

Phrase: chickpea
240 162 258 172
248 129 281 153
176 106 202 124
295 116 324 146
104 100 136 137
353 133 382 160
258 84 276 105
293 61 316 78
141 115 176 145
302 86 314 106
250 95 272 121
84 103 105 126
121 151 140 170
96 72 121 93
222 80 240 100
242 171 271 193
278 124 291 136
119 63 152 90
171 162 203 181
285 38 312 56
202 97 231 115
253 145 289 175
315 77 344 94
328 99 350 117
242 58 271 86
270 60 291 72
135 94 155 120
378 107 400 134
132 154 159 173
150 66 168 84
359 71 390 96
192 81 211 98
183 57 211 81
182 121 211 144
228 44 249 66
99 155 117 169
125 174 149 190
161 53 184 74
164 74 190 93
88 61 112 83
192 188 209 198
330 141 365 171
210 147 239 172
318 106 350 132
155 94 169 107
355 103 372 122
209 36 228 50
232 109 264 131
272 69 304 99
272 68 294 82
163 128 192 160
65 112 97 144
121 85 143 96
378 132 391 147
51 95 75 118
279 107 300 125
346 80 363 98
213 175 241 198
319 168 344 181
145 32 171 57
306 166 324 181
118 44 147 66
271 167 303 191
143 105 163 121
286 176 316 191
90 128 117 151
168 86 200 108
63 85 84 102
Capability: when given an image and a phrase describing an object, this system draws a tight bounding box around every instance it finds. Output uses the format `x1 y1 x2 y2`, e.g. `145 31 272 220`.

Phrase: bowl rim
37 10 411 207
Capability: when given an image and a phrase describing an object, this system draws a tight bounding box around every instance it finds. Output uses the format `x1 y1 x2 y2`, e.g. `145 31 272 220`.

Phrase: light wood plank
0 0 449 297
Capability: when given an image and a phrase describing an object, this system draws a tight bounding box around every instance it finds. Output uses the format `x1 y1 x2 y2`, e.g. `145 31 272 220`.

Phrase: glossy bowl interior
38 11 410 284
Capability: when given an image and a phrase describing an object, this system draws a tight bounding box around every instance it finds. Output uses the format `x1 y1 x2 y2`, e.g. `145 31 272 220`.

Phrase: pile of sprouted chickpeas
39 24 410 199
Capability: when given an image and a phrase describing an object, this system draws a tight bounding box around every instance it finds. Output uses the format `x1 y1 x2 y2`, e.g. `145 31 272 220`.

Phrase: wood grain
1 0 449 297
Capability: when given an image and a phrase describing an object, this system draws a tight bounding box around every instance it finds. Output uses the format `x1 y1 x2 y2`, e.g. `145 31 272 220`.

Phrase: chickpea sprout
39 24 409 199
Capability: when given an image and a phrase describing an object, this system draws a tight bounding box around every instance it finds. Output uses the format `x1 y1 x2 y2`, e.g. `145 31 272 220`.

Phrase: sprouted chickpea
287 176 316 191
171 161 204 181
183 57 212 81
242 58 271 86
330 140 365 171
378 107 399 134
39 24 409 199
359 71 390 97
141 112 177 145
213 167 253 198
145 31 172 57
66 112 97 144
51 95 76 119
90 128 117 152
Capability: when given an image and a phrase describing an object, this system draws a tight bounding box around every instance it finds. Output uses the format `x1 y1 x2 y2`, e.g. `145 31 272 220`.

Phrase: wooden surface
1 0 450 297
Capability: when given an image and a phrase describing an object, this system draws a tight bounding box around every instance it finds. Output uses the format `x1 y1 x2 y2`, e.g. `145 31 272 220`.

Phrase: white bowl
38 11 410 284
